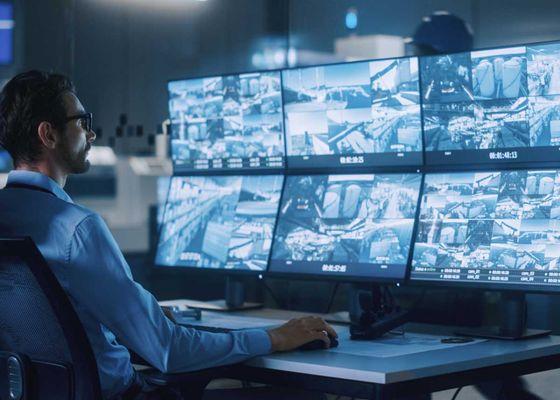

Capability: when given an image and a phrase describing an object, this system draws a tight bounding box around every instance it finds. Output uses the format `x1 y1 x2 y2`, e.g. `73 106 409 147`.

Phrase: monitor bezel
409 165 560 294
153 173 286 277
419 38 560 170
265 171 424 284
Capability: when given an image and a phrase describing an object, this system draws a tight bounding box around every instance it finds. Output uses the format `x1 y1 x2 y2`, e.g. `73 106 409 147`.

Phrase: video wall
157 40 560 289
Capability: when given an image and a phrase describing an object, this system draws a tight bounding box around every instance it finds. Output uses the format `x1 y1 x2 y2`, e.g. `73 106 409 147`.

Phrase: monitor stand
456 292 551 340
348 283 410 340
189 276 262 312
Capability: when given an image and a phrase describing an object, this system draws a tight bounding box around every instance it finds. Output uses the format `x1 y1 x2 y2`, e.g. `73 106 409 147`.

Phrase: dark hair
0 70 75 166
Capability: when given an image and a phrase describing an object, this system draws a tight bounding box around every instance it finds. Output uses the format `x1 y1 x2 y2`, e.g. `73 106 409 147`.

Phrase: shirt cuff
242 329 272 355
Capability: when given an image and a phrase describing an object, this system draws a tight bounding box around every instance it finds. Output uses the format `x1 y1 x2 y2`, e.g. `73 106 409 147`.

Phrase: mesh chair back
0 237 102 399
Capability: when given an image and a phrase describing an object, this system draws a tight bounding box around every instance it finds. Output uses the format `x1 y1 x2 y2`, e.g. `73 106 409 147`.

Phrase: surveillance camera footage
471 47 528 100
168 72 285 172
269 173 422 280
422 42 560 166
411 170 560 288
156 175 283 271
282 58 423 169
421 53 474 104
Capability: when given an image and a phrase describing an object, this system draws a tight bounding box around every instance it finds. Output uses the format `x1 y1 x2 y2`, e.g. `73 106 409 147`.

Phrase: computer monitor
411 169 560 291
168 71 285 172
155 174 284 272
422 42 560 167
410 169 560 339
282 57 423 170
269 173 422 281
0 2 14 66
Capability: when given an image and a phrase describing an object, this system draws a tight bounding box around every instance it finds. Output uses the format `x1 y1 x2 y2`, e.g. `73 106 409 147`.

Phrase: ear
37 121 59 149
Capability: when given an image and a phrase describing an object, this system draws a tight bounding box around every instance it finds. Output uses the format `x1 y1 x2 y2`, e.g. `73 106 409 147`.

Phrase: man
0 70 337 399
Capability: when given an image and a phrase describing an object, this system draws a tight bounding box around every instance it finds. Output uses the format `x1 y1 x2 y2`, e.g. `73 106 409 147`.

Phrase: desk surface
248 330 560 384
160 300 560 385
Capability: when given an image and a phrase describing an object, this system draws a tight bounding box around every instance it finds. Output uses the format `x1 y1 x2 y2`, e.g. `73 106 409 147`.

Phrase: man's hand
267 316 338 352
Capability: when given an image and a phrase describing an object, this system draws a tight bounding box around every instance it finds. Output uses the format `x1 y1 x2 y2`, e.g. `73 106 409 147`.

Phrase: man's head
0 70 95 175
405 11 473 56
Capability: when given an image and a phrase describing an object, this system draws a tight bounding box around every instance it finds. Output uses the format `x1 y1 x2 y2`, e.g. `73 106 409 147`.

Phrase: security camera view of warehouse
269 173 421 280
282 58 423 169
421 53 473 104
411 170 560 288
168 72 284 172
422 42 560 166
527 42 560 96
471 47 528 100
156 175 283 271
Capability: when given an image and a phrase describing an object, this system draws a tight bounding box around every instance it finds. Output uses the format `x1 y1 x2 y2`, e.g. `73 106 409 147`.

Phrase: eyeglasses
65 112 93 132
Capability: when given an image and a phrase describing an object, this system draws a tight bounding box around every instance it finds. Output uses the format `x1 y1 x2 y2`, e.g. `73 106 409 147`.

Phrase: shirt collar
6 170 74 204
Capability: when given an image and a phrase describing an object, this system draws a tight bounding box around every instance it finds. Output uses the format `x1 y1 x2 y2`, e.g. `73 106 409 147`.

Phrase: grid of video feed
422 42 560 166
282 58 423 169
168 72 285 172
411 170 560 287
269 173 422 279
156 175 283 271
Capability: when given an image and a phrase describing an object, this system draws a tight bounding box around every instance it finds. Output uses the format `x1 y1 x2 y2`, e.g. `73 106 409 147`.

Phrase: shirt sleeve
66 213 272 373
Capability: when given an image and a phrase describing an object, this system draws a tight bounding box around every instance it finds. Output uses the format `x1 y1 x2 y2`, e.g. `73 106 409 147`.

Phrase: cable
451 386 463 400
260 278 284 309
324 282 340 314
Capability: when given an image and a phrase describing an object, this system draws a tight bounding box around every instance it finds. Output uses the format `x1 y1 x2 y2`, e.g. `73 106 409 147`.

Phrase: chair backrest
0 237 102 399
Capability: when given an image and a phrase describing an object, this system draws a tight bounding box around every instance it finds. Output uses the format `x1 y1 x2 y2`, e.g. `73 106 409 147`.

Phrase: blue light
0 2 14 65
345 9 358 30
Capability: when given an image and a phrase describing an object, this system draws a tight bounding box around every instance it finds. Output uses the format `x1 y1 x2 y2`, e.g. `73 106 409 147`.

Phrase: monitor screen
269 173 422 280
0 2 14 65
282 57 423 169
156 175 284 272
156 176 171 226
411 169 560 290
422 42 560 166
168 71 285 172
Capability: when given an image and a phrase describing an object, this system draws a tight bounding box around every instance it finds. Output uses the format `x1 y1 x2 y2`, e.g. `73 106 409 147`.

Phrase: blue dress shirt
0 170 271 399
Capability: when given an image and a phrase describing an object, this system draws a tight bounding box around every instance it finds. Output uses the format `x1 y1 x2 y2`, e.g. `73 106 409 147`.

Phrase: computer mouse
441 337 474 344
298 335 339 351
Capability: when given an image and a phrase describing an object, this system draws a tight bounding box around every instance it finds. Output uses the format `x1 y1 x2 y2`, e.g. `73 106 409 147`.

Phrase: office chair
0 237 102 399
0 237 235 400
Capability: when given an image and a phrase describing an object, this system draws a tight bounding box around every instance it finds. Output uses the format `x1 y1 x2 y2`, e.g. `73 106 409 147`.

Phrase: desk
158 301 560 399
